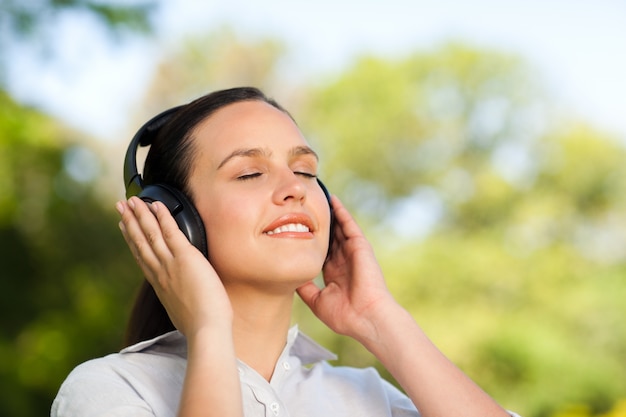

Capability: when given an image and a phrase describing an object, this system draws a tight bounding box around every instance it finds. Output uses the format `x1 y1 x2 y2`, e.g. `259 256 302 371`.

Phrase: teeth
266 223 310 235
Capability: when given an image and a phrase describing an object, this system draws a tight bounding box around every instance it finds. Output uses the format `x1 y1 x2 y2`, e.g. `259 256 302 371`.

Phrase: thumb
296 281 321 309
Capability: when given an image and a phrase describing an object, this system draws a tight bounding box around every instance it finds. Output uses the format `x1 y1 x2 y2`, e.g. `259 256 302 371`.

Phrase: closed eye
295 171 317 179
237 172 262 181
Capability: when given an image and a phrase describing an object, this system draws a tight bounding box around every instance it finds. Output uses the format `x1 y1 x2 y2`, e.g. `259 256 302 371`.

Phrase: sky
6 0 626 143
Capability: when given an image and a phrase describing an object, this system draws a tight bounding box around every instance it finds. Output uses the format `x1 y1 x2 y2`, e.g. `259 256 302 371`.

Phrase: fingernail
115 201 124 215
128 198 136 209
118 221 126 233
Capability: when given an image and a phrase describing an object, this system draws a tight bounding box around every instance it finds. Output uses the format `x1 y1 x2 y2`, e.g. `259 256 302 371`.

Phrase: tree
298 44 544 215
1 0 155 35
136 27 286 119
0 0 159 83
0 91 141 417
0 3 161 414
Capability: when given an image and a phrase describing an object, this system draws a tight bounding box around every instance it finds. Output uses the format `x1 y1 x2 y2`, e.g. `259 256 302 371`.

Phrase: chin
213 252 325 288
266 256 325 282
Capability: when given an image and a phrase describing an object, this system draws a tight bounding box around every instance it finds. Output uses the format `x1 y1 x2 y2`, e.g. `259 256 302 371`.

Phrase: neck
226 284 295 381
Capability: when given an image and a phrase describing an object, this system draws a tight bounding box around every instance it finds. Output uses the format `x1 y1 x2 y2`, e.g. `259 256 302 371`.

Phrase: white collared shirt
51 326 520 417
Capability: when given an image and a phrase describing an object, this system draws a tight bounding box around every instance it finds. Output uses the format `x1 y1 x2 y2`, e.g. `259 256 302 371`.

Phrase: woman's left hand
297 195 397 342
298 196 512 417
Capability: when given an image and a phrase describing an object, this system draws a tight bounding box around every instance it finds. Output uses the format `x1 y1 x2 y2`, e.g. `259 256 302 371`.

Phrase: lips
263 213 314 237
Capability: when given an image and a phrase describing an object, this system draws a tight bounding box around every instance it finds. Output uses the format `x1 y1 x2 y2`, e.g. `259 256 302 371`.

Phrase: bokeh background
1 1 625 416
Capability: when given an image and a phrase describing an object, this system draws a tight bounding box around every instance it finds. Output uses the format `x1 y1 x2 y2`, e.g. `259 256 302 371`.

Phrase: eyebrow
217 145 318 169
290 145 319 161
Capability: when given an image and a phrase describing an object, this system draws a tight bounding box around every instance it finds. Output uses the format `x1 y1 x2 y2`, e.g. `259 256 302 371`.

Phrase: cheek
201 198 264 278
203 201 251 253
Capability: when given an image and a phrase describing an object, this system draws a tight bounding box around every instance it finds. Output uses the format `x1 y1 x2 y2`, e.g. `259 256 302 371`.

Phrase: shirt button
270 402 280 416
282 361 291 371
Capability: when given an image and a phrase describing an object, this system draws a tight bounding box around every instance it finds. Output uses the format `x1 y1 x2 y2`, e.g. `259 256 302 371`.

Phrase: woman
52 87 520 417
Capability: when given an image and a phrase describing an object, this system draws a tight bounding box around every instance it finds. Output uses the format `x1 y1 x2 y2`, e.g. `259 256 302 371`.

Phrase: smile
265 223 310 235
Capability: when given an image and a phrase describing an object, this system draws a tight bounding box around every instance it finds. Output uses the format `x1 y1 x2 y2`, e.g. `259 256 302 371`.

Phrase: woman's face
187 100 331 290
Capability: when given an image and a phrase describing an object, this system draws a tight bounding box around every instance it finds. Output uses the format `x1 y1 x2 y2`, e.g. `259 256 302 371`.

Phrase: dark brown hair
125 87 286 346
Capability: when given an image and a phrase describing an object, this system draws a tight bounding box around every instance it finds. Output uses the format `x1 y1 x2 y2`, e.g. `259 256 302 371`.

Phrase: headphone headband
123 106 184 199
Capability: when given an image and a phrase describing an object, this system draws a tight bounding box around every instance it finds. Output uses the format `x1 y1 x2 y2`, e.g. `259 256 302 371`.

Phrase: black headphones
123 105 335 259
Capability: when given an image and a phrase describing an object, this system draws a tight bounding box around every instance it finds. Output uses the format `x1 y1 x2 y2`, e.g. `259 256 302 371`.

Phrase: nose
272 169 306 205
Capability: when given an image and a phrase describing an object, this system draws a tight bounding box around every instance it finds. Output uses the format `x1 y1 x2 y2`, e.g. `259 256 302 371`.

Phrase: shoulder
57 347 183 385
51 354 153 417
60 331 186 386
51 332 186 417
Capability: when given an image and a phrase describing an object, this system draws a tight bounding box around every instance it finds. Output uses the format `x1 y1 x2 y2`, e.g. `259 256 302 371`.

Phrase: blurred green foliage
0 31 625 417
0 91 141 416
0 0 159 84
0 0 156 39
1 2 159 414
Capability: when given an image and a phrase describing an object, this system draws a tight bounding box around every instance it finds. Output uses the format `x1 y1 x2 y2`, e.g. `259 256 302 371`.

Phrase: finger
119 198 165 272
326 196 359 261
327 224 344 262
330 195 364 240
129 197 174 261
296 281 322 310
151 201 198 257
116 201 160 279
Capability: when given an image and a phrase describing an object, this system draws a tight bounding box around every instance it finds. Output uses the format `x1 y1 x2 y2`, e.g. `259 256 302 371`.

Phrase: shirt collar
120 325 337 365
286 325 337 364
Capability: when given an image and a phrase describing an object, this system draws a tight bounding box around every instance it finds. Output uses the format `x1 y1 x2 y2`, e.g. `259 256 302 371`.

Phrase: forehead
191 100 309 159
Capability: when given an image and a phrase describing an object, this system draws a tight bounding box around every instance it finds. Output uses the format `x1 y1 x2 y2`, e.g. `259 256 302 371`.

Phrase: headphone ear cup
316 179 335 252
138 184 208 258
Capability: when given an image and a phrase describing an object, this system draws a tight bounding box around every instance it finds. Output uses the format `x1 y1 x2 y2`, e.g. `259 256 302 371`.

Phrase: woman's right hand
116 196 233 338
118 197 243 417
